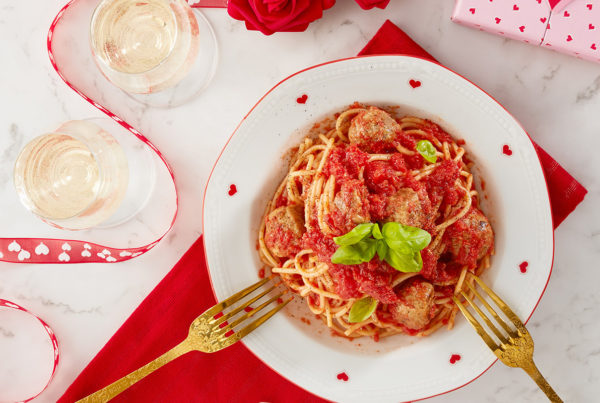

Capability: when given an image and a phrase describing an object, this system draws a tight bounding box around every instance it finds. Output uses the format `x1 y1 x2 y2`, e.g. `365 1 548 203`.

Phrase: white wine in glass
90 0 201 95
14 120 129 230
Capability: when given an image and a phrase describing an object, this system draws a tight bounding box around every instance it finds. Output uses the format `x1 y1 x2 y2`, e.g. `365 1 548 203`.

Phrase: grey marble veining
0 0 599 402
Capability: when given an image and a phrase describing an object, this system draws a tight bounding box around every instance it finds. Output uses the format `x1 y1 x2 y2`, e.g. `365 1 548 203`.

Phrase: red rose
228 0 335 35
354 0 390 10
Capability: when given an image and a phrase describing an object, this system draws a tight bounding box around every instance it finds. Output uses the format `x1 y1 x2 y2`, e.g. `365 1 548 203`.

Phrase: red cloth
59 20 587 403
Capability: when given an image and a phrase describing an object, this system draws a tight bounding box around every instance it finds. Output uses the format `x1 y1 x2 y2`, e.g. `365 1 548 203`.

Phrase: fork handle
522 361 563 403
76 338 193 403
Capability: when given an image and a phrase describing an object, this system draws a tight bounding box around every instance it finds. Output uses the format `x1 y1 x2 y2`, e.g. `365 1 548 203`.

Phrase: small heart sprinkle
513 4 519 10
296 94 308 104
495 17 501 24
228 184 237 196
519 26 525 32
450 354 461 364
587 4 593 10
567 35 573 42
540 17 547 23
592 43 597 50
409 79 421 88
590 24 595 30
336 372 349 381
564 11 570 17
502 144 513 156
519 261 529 273
469 7 475 14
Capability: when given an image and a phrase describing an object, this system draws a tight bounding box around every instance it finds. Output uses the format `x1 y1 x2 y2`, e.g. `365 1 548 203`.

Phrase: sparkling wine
91 0 200 94
14 121 129 230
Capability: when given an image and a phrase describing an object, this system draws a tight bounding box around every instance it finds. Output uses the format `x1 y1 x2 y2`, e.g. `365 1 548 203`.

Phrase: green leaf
371 223 383 240
331 245 365 265
348 296 378 323
353 238 378 262
333 223 374 246
331 239 378 265
416 140 437 163
385 249 423 273
381 222 431 253
376 240 388 261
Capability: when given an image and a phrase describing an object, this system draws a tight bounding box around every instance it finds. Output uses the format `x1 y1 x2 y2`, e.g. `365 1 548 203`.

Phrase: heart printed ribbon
0 299 59 403
0 0 181 265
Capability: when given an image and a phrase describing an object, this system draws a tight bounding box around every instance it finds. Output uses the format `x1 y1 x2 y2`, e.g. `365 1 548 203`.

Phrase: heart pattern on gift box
58 252 70 262
18 249 31 261
8 240 21 252
453 0 600 63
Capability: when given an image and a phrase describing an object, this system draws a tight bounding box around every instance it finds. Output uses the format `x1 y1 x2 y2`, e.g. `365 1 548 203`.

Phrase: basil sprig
416 140 437 163
331 222 431 273
348 296 378 323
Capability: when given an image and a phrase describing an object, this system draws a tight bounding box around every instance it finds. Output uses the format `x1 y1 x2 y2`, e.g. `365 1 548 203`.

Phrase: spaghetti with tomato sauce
259 104 494 339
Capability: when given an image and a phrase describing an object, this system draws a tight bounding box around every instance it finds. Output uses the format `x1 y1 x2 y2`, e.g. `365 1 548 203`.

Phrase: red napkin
59 20 587 403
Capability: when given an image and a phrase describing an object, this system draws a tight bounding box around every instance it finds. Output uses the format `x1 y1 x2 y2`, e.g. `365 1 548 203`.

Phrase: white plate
203 55 554 402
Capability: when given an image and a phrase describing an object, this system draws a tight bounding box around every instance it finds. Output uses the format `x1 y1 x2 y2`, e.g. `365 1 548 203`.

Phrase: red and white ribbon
0 300 59 403
0 0 180 264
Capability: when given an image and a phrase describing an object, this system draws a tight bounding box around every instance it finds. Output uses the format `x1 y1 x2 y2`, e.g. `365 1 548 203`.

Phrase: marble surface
0 0 598 402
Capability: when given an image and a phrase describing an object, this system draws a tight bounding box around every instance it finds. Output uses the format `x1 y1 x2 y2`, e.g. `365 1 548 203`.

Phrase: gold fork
77 277 290 403
453 274 562 403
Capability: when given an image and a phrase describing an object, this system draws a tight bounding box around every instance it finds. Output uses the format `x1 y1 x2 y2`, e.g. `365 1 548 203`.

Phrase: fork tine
218 292 286 335
211 283 279 326
460 291 508 343
202 278 270 318
465 281 516 337
221 298 292 348
453 295 498 352
471 275 527 333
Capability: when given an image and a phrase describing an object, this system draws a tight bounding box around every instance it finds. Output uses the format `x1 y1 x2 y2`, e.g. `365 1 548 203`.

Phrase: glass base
124 10 218 108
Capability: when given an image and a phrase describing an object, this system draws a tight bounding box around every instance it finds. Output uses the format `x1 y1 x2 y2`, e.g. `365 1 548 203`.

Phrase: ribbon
0 300 59 403
0 0 181 264
548 0 575 11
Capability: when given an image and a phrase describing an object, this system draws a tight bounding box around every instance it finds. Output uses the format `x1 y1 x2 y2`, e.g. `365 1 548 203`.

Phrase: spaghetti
259 105 494 340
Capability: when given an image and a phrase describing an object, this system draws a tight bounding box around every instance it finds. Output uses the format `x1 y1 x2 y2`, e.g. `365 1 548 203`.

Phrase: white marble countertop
0 0 599 402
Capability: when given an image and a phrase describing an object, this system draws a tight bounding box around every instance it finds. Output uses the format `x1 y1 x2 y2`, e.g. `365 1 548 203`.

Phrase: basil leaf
353 238 378 262
381 222 431 252
331 245 365 265
348 296 378 323
416 140 437 163
371 223 383 239
333 223 374 246
376 240 388 261
385 249 423 273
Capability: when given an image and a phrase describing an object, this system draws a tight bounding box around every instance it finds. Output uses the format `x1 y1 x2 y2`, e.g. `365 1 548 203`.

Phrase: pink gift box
452 0 600 64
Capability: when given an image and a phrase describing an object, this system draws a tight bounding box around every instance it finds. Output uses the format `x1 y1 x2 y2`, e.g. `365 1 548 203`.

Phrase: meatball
264 205 305 258
332 180 370 232
384 187 429 228
390 278 435 330
348 107 400 146
446 207 494 268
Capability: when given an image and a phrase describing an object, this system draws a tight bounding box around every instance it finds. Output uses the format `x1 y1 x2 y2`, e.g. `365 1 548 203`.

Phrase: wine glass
90 0 218 108
13 119 154 230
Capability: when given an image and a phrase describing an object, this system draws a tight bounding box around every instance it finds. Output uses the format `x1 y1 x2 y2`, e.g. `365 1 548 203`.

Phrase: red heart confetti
469 7 475 14
502 144 513 156
587 4 593 10
567 35 573 42
228 184 237 196
337 372 349 381
409 79 421 88
540 17 547 23
590 24 595 30
519 261 529 273
564 10 570 17
450 354 461 364
296 94 308 104
592 43 597 50
513 4 519 10
519 26 525 32
495 17 501 24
